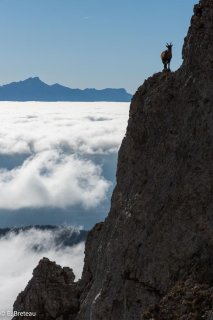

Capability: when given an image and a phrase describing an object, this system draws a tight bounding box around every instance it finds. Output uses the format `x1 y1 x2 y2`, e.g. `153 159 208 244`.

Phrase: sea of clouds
0 102 129 211
0 101 129 313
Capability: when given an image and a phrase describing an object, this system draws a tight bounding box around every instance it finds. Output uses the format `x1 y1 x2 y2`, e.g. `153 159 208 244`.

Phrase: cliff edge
13 0 213 319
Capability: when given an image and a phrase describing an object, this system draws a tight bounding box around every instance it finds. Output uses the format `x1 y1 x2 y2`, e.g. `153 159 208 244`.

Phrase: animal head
166 42 173 50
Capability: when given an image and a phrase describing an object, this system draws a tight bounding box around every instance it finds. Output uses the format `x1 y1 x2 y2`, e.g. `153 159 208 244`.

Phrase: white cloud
0 102 129 155
0 102 129 210
0 102 129 317
0 228 85 317
0 151 110 209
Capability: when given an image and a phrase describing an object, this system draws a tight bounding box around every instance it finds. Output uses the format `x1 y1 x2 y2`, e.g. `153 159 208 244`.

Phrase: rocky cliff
13 0 213 319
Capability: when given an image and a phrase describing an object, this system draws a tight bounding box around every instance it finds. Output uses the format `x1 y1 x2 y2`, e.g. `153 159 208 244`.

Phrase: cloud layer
0 227 85 316
0 102 129 210
0 151 110 209
0 102 129 317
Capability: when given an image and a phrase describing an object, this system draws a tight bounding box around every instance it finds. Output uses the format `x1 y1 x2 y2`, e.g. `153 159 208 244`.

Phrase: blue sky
0 0 197 93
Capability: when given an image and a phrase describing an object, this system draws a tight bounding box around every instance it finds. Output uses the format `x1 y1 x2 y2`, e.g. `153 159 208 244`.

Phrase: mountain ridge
0 77 132 102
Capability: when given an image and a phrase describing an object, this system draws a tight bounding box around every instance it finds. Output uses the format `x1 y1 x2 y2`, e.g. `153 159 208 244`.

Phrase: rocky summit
13 0 213 319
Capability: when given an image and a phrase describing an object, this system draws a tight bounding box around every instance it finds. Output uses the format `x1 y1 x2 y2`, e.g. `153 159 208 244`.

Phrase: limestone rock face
142 281 213 320
13 258 80 320
13 0 213 319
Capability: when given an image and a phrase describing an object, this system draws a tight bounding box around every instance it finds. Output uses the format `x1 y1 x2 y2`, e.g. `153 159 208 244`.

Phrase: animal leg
168 61 170 71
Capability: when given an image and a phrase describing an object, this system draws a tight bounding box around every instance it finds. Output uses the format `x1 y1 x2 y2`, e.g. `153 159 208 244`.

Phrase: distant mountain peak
22 77 45 84
27 76 40 81
0 77 132 102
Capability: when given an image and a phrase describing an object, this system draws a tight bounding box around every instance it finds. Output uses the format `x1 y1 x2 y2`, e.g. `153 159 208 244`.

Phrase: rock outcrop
13 0 213 319
13 258 80 320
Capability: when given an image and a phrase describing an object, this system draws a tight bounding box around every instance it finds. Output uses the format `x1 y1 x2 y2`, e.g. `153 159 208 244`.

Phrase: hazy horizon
0 76 132 93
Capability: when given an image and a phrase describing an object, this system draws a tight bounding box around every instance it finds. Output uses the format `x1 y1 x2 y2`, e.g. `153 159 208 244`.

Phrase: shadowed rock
13 258 79 320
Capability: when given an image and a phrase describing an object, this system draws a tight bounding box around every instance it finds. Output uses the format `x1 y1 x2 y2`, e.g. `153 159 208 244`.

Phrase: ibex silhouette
161 43 173 71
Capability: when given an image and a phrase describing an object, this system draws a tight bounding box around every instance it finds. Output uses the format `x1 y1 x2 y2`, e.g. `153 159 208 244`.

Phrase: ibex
161 43 173 71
